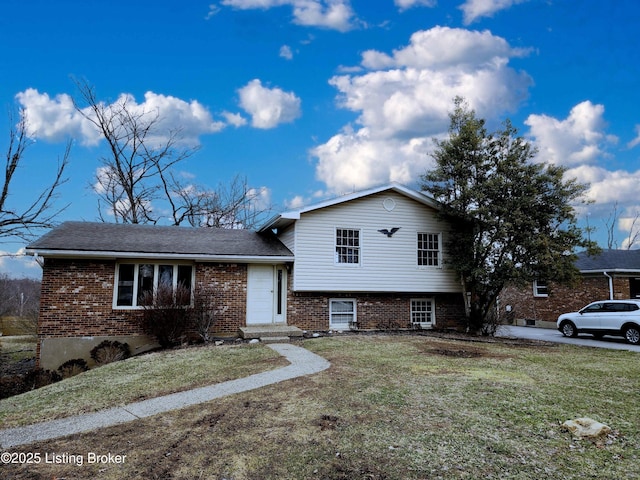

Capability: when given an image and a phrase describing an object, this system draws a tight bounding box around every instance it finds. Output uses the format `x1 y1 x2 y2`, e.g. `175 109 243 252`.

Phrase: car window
582 303 604 313
607 303 627 312
628 304 640 312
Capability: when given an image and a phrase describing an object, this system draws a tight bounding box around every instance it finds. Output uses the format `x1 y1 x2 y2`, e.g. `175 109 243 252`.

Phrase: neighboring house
27 183 466 369
499 249 640 327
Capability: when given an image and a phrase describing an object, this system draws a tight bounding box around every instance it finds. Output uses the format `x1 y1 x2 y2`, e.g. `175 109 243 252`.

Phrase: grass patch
0 335 37 362
0 343 286 428
3 334 640 479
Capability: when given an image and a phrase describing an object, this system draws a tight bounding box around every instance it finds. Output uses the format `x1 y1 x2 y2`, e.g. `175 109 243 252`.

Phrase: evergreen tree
422 97 597 332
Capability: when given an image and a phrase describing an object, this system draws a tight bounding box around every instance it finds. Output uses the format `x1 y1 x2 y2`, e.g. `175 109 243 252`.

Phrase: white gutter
603 271 613 300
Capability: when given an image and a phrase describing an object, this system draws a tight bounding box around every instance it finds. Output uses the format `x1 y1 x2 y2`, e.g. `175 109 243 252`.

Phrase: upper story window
533 280 549 297
335 228 360 265
417 233 440 267
115 262 193 308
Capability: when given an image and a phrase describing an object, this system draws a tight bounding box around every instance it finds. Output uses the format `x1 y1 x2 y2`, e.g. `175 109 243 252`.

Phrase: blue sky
1 0 639 277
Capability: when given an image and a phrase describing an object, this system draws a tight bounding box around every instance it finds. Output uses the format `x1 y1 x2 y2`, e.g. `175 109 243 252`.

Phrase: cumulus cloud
222 111 248 127
238 79 301 129
459 0 530 25
312 26 533 193
525 101 618 167
16 88 226 146
220 0 356 31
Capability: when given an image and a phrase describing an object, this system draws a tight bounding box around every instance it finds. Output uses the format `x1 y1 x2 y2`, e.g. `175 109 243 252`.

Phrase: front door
246 265 287 325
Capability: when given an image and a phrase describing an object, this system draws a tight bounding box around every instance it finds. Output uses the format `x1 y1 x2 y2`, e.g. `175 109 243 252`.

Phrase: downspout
603 271 613 300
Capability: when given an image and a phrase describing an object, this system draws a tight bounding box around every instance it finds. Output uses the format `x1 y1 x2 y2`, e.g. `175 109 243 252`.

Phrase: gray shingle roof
26 222 293 260
576 249 640 272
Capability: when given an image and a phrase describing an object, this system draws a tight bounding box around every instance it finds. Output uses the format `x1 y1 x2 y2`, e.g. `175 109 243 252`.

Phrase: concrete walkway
0 343 330 449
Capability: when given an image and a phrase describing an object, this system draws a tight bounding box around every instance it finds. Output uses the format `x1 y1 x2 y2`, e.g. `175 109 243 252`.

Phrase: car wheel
624 326 640 345
561 321 577 338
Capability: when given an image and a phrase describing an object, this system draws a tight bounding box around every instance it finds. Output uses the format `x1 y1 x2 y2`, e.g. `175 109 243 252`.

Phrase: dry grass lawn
1 334 639 479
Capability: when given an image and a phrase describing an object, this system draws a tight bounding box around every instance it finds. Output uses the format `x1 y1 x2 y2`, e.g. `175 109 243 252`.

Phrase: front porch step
239 325 304 340
259 336 291 344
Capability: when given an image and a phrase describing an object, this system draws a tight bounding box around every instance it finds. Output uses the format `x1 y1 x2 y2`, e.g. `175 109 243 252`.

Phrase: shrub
141 284 191 348
90 340 131 366
58 358 89 379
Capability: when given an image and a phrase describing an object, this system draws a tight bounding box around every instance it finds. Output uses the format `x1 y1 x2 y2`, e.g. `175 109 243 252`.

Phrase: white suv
557 300 640 344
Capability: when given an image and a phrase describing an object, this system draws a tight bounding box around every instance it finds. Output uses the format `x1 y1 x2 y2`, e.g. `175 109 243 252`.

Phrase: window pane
331 300 355 326
116 264 135 306
159 265 173 287
176 265 193 306
418 233 440 266
411 299 433 324
137 264 155 305
336 229 360 264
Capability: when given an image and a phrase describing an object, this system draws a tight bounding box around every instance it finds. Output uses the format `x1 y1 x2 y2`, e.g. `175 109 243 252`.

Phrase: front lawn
2 334 639 479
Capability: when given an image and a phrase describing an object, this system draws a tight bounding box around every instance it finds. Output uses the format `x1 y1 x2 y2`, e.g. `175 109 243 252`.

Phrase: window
336 229 360 264
114 263 193 308
329 299 356 328
533 280 549 297
411 299 434 326
418 233 440 267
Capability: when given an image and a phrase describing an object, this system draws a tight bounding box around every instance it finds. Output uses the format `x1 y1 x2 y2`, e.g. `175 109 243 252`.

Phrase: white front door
246 265 287 325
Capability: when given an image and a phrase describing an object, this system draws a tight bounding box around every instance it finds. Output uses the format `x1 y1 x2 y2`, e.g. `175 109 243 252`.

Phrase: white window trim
410 297 435 327
329 298 357 329
417 232 442 269
334 227 362 267
533 280 549 298
113 261 195 309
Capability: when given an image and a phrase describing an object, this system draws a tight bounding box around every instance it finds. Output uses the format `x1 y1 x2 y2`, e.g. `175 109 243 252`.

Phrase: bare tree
73 79 198 224
171 174 273 229
1 110 69 241
624 211 640 250
603 202 620 249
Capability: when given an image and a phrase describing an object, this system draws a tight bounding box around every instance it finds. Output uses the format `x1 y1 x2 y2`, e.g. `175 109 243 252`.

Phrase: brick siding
287 291 465 331
37 258 467 365
499 274 634 323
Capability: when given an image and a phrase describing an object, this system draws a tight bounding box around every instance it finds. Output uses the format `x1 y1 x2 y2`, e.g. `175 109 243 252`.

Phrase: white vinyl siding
288 191 461 293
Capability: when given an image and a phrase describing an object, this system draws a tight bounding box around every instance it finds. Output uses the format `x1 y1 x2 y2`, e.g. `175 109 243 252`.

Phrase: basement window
533 280 549 298
114 262 194 308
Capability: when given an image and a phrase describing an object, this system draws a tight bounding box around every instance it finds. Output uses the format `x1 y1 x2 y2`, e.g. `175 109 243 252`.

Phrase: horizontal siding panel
289 191 461 293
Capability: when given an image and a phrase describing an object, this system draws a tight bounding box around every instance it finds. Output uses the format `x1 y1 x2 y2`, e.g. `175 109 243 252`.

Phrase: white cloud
568 165 640 207
221 0 356 31
627 124 640 149
280 45 294 60
237 79 301 129
395 0 436 11
313 27 533 193
459 0 530 25
16 88 226 146
525 101 618 167
222 111 248 127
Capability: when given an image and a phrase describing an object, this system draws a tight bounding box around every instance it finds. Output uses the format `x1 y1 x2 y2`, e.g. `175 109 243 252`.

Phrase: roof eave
25 248 294 264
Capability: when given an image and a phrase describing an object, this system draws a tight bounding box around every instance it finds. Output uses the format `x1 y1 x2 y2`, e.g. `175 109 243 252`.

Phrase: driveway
496 325 640 352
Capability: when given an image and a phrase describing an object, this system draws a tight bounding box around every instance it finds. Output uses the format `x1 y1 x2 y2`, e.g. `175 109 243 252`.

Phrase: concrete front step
239 325 304 340
259 336 291 344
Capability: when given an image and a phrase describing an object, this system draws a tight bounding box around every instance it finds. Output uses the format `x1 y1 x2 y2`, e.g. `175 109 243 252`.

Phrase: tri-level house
27 183 466 369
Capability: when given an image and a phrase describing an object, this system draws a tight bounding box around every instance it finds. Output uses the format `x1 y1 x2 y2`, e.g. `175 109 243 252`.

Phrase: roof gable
27 222 294 261
260 183 440 232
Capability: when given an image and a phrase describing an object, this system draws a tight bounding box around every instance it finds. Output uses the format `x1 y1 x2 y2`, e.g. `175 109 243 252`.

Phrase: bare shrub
141 284 192 348
90 340 131 366
192 291 218 343
58 359 89 379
